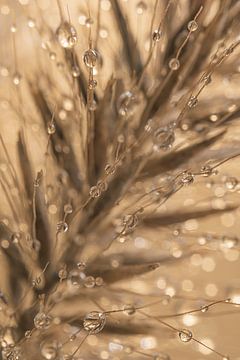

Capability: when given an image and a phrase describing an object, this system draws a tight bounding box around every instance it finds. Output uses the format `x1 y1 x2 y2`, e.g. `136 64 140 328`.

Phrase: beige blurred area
0 1 240 359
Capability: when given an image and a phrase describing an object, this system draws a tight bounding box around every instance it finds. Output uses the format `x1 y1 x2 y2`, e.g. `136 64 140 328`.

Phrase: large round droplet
34 312 52 329
225 177 238 190
181 172 194 185
169 58 180 70
83 311 106 334
178 329 192 342
187 20 198 32
56 22 78 49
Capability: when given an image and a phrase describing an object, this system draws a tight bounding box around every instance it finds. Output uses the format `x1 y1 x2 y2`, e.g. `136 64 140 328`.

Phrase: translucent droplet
187 20 198 32
95 276 104 286
89 185 101 198
225 177 238 190
181 172 194 185
34 312 52 329
56 221 68 233
117 91 136 116
178 329 192 342
105 164 116 175
64 204 73 214
27 17 36 28
152 29 162 42
123 304 136 315
84 276 95 288
77 261 86 271
69 270 81 286
89 79 97 89
58 268 68 280
153 353 170 360
221 236 238 249
153 126 175 151
200 305 209 313
136 1 147 15
83 311 106 334
200 165 214 177
187 96 198 108
222 356 230 360
203 74 212 85
122 214 138 233
85 17 94 28
12 72 21 86
56 21 78 48
97 180 107 192
25 330 32 338
47 122 56 135
161 294 171 305
83 49 98 68
71 65 80 77
89 99 97 111
169 58 180 70
40 340 58 359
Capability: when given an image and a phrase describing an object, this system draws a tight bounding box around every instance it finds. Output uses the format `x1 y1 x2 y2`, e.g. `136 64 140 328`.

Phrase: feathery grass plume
0 0 240 359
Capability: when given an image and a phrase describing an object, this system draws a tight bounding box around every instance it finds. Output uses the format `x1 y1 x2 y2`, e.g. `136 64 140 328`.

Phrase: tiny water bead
178 329 193 342
136 1 147 15
117 91 136 116
89 79 97 89
187 20 198 32
84 276 95 288
225 177 238 190
123 304 136 315
34 312 52 329
83 311 106 334
221 236 238 249
77 261 86 271
27 17 36 28
12 72 21 86
58 268 68 280
105 163 116 175
153 353 170 360
181 172 194 185
85 17 94 28
47 122 56 135
153 126 175 151
56 221 68 233
83 49 98 68
200 305 209 313
40 340 59 360
122 214 138 233
152 29 162 42
56 22 78 49
169 58 180 70
89 185 101 198
64 204 73 214
187 96 198 108
71 65 80 77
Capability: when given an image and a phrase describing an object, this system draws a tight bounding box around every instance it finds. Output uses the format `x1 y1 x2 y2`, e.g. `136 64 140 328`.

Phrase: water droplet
24 330 32 338
203 74 212 85
83 311 106 334
40 340 58 359
153 126 175 151
64 204 73 214
153 353 170 360
85 17 94 28
169 58 180 70
89 79 97 89
152 29 162 42
117 91 136 116
123 304 136 315
187 96 198 108
69 270 81 286
56 21 78 48
105 164 116 175
200 165 214 177
187 20 198 32
49 52 56 61
84 276 95 288
161 294 171 305
221 236 238 249
88 99 97 111
200 305 209 313
89 185 101 198
225 177 238 190
136 1 147 15
181 172 194 185
222 356 230 360
34 312 52 329
95 276 104 286
83 49 98 68
56 221 68 233
122 214 138 233
178 329 192 342
27 17 36 28
97 180 108 192
74 263 85 274
71 65 80 77
12 72 21 86
47 122 56 135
